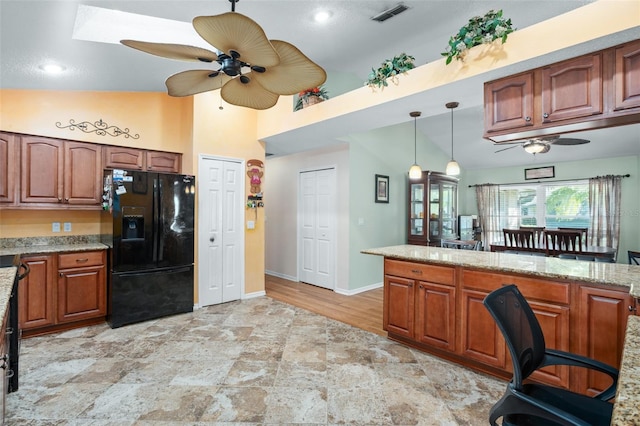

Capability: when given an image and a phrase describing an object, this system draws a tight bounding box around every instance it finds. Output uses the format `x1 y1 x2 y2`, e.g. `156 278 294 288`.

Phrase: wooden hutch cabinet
408 171 458 246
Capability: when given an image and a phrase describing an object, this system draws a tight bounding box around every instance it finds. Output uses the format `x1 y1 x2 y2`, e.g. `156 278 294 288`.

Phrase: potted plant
294 85 329 111
442 9 514 65
365 52 415 91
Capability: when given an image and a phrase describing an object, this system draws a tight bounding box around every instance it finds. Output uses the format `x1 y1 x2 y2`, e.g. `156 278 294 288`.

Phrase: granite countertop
362 245 640 298
0 267 16 325
611 315 640 426
0 243 108 257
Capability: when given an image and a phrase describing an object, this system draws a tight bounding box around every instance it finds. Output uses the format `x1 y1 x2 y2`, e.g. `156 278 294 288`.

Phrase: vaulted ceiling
1 0 639 169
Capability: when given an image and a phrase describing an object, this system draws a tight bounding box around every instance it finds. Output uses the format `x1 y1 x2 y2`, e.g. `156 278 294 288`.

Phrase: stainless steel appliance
101 170 195 328
0 254 28 394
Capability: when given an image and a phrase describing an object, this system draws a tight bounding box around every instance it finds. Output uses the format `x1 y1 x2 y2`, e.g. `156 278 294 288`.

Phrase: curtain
475 184 501 250
589 175 622 255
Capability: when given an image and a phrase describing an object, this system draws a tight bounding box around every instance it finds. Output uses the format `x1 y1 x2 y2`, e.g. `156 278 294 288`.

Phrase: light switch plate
247 220 255 229
52 222 61 232
64 222 72 232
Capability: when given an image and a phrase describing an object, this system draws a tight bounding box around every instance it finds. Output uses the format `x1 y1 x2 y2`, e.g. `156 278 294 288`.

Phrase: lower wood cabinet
383 258 629 395
19 250 106 336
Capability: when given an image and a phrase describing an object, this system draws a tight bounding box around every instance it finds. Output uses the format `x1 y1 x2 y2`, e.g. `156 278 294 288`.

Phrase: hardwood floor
265 274 385 336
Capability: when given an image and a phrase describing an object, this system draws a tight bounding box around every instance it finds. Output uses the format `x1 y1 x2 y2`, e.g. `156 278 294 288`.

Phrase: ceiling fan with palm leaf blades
494 135 590 155
120 0 327 110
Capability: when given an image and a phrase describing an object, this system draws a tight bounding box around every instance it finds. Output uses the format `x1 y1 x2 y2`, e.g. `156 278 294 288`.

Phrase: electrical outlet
52 222 61 232
63 222 72 232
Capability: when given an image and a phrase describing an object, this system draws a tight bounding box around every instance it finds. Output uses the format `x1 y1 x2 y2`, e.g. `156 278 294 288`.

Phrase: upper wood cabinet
0 132 19 205
20 136 102 207
540 53 603 123
103 146 181 173
614 39 640 111
485 40 640 143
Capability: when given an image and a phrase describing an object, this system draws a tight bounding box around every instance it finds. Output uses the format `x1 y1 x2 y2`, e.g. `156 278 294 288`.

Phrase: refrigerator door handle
152 177 159 262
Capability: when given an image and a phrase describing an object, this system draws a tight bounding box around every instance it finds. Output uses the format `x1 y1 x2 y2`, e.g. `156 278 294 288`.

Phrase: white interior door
198 156 244 306
299 168 336 290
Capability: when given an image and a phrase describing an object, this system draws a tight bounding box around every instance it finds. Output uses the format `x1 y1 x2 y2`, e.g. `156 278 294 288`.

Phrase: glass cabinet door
441 182 456 239
429 185 440 238
410 183 424 237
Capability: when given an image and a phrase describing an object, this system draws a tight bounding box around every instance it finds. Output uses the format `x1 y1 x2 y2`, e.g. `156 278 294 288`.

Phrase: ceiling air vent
371 3 409 22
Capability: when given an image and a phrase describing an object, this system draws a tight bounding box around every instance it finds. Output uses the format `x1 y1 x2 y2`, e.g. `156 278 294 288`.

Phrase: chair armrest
511 389 594 426
541 349 618 401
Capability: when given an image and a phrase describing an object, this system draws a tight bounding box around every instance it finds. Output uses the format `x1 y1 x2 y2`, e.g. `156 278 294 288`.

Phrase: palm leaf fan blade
166 70 233 97
120 40 218 62
193 13 279 67
221 78 279 110
251 40 326 95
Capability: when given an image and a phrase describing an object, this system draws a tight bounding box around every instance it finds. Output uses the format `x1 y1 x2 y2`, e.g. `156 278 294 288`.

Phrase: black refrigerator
101 170 195 328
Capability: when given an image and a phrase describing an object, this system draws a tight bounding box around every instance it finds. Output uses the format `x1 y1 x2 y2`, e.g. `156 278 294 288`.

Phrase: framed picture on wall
524 166 555 180
375 174 389 203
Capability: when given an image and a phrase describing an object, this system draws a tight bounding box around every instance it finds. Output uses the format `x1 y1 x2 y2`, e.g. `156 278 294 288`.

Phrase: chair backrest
544 229 583 256
503 229 535 250
519 226 545 248
558 227 588 245
483 285 546 389
628 250 640 265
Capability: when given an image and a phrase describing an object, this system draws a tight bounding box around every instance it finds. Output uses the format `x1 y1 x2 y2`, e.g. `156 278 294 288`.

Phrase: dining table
490 242 617 259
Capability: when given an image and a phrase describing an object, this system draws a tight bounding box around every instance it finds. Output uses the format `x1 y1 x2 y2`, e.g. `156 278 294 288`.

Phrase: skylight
72 4 213 50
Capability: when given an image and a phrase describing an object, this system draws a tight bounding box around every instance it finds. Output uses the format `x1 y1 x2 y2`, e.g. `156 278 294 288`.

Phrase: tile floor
7 296 505 425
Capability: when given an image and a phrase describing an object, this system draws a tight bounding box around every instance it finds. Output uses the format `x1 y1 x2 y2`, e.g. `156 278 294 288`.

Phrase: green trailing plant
365 52 416 91
442 9 514 65
294 85 329 111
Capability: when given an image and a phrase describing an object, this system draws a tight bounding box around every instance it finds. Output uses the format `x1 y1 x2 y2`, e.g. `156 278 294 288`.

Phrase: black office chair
628 250 640 265
483 285 618 426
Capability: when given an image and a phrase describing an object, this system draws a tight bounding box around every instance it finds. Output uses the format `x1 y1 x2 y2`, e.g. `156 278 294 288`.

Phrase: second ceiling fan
494 136 590 154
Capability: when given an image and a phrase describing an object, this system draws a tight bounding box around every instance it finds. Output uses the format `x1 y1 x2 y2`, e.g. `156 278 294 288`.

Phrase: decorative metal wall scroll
55 119 140 139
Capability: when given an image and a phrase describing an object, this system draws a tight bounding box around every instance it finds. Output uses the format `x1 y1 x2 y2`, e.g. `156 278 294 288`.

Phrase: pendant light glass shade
445 102 460 176
408 111 422 179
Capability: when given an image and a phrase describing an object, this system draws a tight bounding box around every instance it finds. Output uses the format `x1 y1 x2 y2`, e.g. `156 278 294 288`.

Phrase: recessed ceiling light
314 11 331 23
39 64 66 74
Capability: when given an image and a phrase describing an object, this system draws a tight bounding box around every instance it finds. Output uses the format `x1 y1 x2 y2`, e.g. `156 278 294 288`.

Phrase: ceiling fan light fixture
408 111 422 180
523 140 551 154
445 101 460 176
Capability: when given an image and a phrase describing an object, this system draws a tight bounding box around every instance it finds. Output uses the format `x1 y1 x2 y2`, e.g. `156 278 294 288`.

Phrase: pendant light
408 111 422 180
445 102 461 176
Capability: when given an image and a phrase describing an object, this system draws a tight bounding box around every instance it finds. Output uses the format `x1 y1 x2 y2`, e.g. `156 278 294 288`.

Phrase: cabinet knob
58 197 63 202
59 272 64 277
65 198 70 203
543 113 549 119
525 116 531 122
629 305 637 313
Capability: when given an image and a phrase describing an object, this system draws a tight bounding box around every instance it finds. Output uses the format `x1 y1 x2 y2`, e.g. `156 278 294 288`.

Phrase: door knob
210 236 215 242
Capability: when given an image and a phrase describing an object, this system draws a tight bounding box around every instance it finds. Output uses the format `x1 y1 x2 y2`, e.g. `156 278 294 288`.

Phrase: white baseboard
265 270 298 282
243 290 266 299
334 282 383 296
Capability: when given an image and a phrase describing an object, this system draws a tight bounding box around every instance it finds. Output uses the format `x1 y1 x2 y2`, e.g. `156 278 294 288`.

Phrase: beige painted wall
0 88 265 299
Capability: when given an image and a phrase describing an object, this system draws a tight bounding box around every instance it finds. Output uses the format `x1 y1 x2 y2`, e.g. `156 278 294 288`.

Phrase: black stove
0 254 25 393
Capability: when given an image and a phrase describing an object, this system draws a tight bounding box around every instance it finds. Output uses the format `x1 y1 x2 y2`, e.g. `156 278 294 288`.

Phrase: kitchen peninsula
363 245 639 424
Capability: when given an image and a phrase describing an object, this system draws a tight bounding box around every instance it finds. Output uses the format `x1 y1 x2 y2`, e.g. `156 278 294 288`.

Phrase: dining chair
628 250 640 265
503 229 535 252
519 226 545 248
544 229 583 257
558 227 589 245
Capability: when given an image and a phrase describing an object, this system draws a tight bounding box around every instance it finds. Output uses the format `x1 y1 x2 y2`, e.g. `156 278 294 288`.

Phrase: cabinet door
103 146 145 170
19 255 55 330
614 39 640 111
21 136 64 204
0 133 19 205
541 54 603 123
440 182 457 240
528 301 570 389
484 72 534 133
408 182 425 243
416 281 456 351
146 151 181 173
575 286 630 396
64 142 102 205
57 265 106 323
384 275 414 338
460 288 506 368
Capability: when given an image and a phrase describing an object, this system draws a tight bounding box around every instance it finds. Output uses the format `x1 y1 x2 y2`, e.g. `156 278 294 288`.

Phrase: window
498 180 589 230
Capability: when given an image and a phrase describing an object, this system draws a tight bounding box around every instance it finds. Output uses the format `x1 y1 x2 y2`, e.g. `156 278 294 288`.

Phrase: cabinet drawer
58 251 104 269
461 269 569 305
385 259 454 285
